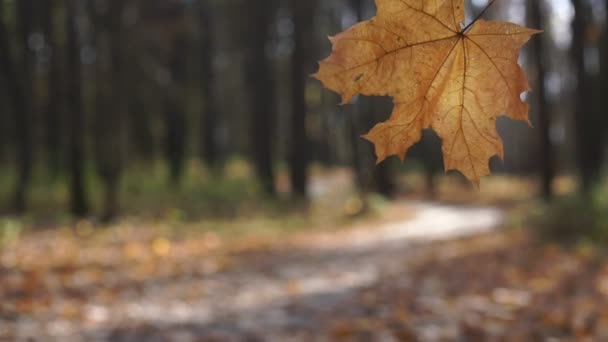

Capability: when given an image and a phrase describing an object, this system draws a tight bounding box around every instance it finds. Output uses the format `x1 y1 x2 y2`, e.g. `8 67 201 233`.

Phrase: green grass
121 159 265 219
0 157 395 241
529 182 608 245
0 157 279 222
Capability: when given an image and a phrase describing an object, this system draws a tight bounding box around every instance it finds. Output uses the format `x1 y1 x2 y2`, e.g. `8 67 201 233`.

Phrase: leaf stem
463 0 498 33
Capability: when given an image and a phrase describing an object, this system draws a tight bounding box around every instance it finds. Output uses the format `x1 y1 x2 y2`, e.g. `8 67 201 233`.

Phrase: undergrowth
530 185 608 245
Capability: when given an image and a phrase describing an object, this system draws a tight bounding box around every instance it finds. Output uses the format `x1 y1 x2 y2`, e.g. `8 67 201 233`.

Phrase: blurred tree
199 0 220 169
165 33 189 185
126 1 156 162
2 0 34 213
347 0 366 193
0 0 585 218
66 0 89 216
317 3 347 166
370 99 397 198
0 83 7 163
289 0 317 198
529 0 554 200
43 0 64 177
0 0 32 212
571 0 604 194
0 5 9 163
90 0 128 220
245 0 277 195
348 0 396 198
410 130 443 198
128 86 156 162
601 0 608 155
133 0 190 185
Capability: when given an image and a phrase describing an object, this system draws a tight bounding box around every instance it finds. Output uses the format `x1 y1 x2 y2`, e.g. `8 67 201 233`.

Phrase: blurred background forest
0 0 605 220
2 0 608 340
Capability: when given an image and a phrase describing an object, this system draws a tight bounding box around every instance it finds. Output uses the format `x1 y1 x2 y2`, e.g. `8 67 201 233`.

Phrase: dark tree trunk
165 99 187 185
90 0 127 220
43 0 63 177
529 0 554 201
66 0 89 216
200 0 220 169
571 0 603 194
405 129 443 198
0 1 33 213
0 6 8 159
105 1 127 220
317 91 334 166
245 0 276 196
165 34 188 185
348 0 366 191
349 110 365 189
348 0 396 198
126 38 154 162
368 99 397 198
373 160 396 198
129 92 155 161
601 0 608 156
0 84 7 163
350 100 397 198
289 0 317 198
8 0 35 212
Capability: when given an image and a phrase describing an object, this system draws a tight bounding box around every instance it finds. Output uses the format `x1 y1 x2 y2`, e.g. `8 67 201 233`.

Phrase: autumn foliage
315 0 540 184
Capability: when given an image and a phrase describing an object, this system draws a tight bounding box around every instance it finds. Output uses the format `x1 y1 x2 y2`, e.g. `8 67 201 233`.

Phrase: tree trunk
349 110 365 189
165 34 188 185
8 0 35 212
66 0 89 216
571 0 603 194
200 0 220 169
43 0 64 177
0 1 32 213
90 0 127 220
129 91 155 161
348 0 366 191
529 0 554 200
289 0 317 198
601 0 608 158
165 98 187 185
348 0 396 198
245 0 276 196
0 84 7 163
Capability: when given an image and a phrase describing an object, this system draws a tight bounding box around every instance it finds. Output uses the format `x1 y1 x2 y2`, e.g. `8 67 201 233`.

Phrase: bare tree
66 0 89 216
13 0 35 212
43 0 64 177
289 0 318 198
165 33 189 185
529 0 554 200
245 0 277 195
571 0 604 194
200 0 220 168
347 0 396 198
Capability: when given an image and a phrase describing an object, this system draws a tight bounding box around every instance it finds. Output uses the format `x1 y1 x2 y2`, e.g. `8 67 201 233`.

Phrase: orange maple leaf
314 0 541 184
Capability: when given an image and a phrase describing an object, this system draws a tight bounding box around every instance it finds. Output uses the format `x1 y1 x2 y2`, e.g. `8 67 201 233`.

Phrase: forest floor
2 175 608 341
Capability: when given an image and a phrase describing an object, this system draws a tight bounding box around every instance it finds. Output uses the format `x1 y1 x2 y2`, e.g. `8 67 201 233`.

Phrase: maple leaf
314 0 541 184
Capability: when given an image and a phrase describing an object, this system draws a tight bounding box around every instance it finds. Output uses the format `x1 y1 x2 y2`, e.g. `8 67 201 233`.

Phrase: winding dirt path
82 202 504 341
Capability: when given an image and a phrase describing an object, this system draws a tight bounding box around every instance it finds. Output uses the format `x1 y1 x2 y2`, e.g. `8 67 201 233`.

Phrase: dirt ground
2 199 607 341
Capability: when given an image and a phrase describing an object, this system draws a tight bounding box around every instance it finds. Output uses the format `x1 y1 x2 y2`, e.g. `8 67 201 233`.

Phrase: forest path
93 202 504 341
